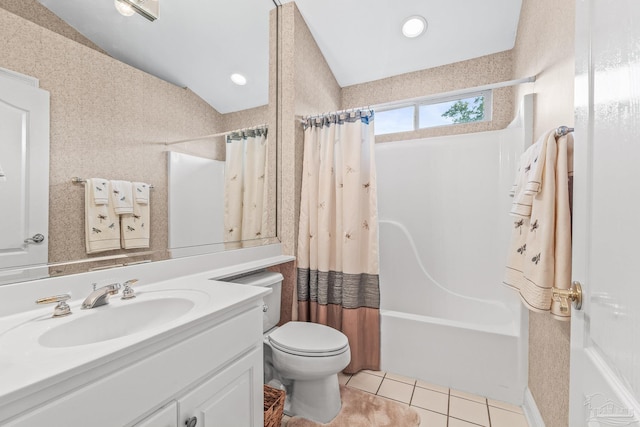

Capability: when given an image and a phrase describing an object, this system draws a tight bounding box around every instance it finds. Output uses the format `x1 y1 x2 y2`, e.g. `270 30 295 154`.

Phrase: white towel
91 178 109 205
508 130 556 218
133 182 150 204
509 144 539 218
121 188 150 249
524 131 555 195
85 179 121 254
0 162 6 182
110 180 134 215
504 130 573 320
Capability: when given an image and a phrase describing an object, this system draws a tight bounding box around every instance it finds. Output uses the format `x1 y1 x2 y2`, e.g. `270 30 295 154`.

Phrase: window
375 106 414 135
374 90 492 136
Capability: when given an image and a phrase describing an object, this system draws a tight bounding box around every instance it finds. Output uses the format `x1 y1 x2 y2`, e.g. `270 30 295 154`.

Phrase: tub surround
375 106 532 405
0 244 294 425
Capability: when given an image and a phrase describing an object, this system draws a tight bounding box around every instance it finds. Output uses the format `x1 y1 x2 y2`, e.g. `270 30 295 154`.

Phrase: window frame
374 89 493 136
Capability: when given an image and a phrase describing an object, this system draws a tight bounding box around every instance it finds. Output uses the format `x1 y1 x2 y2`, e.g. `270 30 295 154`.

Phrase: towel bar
71 177 154 189
555 126 574 137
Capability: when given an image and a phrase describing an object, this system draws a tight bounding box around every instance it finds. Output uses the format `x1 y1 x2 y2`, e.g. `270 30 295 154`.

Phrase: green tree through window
441 96 484 123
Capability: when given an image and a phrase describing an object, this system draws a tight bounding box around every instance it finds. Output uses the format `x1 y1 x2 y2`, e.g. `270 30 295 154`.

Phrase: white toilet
228 271 351 423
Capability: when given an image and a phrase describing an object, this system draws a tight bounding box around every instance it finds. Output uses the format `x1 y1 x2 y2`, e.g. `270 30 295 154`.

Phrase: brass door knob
552 281 583 313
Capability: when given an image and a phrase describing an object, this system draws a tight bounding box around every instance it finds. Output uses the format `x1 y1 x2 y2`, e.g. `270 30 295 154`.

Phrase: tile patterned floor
281 370 529 427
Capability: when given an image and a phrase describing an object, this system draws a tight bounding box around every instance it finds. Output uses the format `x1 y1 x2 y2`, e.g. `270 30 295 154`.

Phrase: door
0 69 49 284
570 1 640 426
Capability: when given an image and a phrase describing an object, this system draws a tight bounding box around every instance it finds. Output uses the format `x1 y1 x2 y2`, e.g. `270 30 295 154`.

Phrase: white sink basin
39 295 197 348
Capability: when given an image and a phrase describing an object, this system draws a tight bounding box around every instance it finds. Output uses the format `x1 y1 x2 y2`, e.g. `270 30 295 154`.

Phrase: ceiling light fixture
114 0 158 22
402 16 427 38
114 0 135 17
230 74 247 86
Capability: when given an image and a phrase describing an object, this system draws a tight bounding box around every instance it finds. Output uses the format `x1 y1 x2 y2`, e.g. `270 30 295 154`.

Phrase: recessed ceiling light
230 73 247 86
402 16 427 38
114 0 135 17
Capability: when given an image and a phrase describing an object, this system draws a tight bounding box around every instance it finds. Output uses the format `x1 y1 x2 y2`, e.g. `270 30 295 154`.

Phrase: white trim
377 88 490 114
0 67 39 88
523 386 546 427
507 93 535 148
371 76 535 111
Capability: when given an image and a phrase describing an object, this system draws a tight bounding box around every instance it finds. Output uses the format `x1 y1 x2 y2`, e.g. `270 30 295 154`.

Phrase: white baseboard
523 387 545 427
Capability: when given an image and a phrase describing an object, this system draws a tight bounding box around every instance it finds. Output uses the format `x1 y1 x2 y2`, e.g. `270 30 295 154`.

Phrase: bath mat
285 386 420 427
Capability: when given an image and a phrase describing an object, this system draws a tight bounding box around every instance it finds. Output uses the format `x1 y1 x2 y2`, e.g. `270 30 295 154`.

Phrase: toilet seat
268 322 349 357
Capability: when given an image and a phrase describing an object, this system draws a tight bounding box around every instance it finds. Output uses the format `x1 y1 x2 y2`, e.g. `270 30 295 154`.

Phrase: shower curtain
224 128 268 242
297 110 381 373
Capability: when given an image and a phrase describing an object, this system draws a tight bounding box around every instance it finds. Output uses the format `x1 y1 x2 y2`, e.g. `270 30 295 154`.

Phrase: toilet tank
224 271 282 332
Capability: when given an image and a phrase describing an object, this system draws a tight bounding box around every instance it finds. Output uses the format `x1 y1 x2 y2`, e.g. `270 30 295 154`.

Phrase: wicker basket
264 384 286 427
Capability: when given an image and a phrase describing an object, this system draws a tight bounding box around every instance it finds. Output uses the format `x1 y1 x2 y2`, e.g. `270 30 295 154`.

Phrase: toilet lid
268 322 349 357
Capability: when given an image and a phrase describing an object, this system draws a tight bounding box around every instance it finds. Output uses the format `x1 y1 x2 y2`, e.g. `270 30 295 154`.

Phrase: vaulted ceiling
38 0 522 113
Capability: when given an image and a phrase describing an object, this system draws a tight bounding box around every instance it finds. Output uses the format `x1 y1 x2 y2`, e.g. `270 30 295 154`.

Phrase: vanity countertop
0 271 271 418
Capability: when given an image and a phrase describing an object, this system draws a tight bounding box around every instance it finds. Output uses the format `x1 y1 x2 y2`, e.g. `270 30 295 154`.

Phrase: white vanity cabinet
3 302 265 427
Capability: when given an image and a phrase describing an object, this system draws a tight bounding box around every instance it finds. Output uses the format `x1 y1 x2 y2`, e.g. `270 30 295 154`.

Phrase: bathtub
379 219 527 404
375 121 530 405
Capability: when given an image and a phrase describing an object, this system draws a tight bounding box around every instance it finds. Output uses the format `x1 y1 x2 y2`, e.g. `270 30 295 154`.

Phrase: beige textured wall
513 0 575 140
0 0 105 53
0 7 225 273
342 51 515 143
221 105 269 133
511 0 575 426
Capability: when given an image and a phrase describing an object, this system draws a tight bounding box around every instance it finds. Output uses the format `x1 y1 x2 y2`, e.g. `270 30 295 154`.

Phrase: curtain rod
164 124 268 146
369 76 536 111
298 106 373 124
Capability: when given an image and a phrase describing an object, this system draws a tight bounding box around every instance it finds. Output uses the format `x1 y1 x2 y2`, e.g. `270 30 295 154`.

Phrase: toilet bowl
226 271 351 423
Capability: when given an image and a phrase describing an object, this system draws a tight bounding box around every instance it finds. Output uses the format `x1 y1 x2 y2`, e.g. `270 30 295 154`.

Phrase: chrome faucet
81 282 121 309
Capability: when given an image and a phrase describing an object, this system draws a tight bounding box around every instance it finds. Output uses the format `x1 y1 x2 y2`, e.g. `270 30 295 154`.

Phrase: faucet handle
36 294 72 318
121 279 139 300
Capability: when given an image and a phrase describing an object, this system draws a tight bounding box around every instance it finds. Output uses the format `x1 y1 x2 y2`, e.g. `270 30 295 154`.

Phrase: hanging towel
85 178 121 254
503 130 573 320
510 143 539 218
523 132 550 195
110 180 134 214
121 188 150 249
549 133 574 320
91 178 109 205
133 182 149 204
0 162 6 182
509 130 554 217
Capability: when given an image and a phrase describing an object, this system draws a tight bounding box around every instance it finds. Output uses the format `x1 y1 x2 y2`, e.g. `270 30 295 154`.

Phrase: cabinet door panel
180 349 263 427
134 401 177 427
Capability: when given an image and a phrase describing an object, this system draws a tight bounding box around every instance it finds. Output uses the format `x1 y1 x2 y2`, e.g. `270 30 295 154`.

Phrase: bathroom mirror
0 0 279 285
